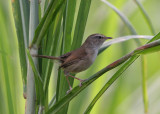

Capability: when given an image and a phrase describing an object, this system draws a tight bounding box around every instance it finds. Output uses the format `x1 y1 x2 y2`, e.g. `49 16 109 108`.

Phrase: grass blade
99 35 153 54
133 39 160 54
56 0 92 113
63 0 76 53
43 11 63 95
19 0 30 47
41 0 49 16
101 2 150 113
84 32 160 113
84 55 137 114
55 1 77 112
26 0 39 113
101 0 143 47
48 32 160 113
18 0 30 97
26 49 43 99
27 48 45 114
71 0 92 50
31 0 65 47
0 34 15 114
11 0 28 96
101 0 137 35
134 0 155 35
141 56 149 113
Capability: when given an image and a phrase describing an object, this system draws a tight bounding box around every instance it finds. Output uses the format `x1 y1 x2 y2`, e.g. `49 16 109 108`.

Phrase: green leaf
71 0 92 50
134 0 155 35
43 11 63 95
101 2 148 113
11 0 27 93
84 56 136 114
99 35 153 54
84 32 160 113
55 0 92 113
48 32 160 113
55 1 77 113
101 0 142 46
101 0 137 35
26 49 43 86
133 39 160 55
19 0 30 46
41 0 49 16
0 32 15 114
26 0 39 113
26 49 44 103
63 0 76 53
141 56 149 113
56 0 77 102
31 0 66 47
140 45 160 54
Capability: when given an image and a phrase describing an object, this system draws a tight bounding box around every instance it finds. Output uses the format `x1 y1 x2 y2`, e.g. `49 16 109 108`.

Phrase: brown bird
33 34 112 93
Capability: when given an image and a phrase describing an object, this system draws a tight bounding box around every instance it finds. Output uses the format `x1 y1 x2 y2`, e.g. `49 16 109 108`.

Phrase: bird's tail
32 55 62 61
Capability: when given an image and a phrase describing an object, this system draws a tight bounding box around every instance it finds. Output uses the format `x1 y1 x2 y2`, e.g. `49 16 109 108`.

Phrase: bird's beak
104 37 112 40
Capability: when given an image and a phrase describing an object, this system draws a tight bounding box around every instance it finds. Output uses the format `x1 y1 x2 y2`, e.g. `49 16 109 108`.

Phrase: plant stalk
26 0 39 113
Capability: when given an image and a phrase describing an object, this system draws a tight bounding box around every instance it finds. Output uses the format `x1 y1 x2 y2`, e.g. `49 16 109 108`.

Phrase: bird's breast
87 49 98 63
72 49 98 72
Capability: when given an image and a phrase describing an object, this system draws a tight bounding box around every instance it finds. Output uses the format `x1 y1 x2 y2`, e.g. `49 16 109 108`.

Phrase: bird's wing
59 48 87 69
60 51 72 59
59 51 72 63
59 59 81 69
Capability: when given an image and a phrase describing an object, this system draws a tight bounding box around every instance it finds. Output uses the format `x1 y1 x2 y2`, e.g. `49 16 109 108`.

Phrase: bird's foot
66 87 72 94
79 79 86 87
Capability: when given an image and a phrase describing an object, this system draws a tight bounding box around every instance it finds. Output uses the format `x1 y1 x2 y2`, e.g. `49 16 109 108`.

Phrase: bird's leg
65 76 72 94
64 71 73 93
68 74 85 87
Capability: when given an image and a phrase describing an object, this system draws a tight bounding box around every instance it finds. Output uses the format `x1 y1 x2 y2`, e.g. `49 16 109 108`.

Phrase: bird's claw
79 82 82 87
66 88 72 94
79 79 86 87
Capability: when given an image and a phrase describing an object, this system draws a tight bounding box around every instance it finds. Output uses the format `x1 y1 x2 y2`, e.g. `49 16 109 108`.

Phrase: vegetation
0 0 160 114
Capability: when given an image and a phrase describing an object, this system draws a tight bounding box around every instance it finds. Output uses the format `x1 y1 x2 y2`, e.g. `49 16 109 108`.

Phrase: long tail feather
32 55 62 61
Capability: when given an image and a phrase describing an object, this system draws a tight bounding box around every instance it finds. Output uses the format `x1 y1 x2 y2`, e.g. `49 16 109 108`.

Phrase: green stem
101 0 137 35
141 56 149 114
84 55 137 114
99 35 153 54
101 1 149 113
101 0 141 46
19 0 29 47
48 35 160 113
26 0 39 113
0 38 15 114
19 0 30 97
134 0 155 35
11 0 28 98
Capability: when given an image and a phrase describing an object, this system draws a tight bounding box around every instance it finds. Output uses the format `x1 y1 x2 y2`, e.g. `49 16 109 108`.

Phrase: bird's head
83 34 112 49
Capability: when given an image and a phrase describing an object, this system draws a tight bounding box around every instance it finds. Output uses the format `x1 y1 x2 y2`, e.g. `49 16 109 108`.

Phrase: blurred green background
0 0 160 114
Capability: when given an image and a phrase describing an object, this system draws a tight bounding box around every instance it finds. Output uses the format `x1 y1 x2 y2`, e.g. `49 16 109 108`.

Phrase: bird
33 34 112 93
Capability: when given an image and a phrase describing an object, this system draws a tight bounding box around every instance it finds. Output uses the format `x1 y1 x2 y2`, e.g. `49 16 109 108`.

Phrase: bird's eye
98 36 102 39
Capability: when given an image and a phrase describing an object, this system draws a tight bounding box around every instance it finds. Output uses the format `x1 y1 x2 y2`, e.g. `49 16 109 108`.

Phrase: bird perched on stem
33 34 112 93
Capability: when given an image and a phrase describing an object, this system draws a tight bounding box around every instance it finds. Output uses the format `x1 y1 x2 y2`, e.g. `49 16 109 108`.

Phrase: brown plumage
33 33 112 93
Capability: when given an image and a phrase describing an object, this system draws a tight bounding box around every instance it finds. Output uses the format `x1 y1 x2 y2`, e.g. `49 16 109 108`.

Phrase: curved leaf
99 35 153 54
134 0 155 35
84 32 160 113
48 32 160 113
